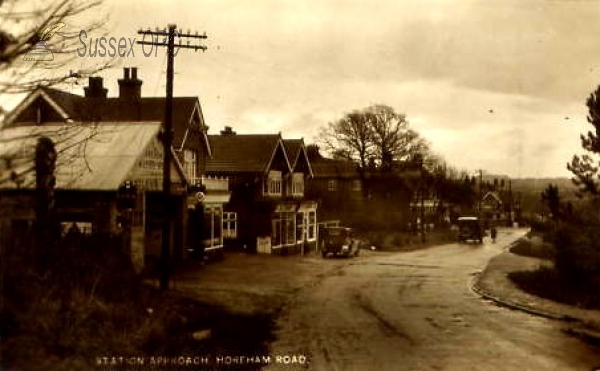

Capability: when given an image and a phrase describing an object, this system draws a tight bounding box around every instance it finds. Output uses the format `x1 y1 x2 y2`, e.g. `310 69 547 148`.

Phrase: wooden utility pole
419 155 426 243
137 24 207 290
478 169 483 216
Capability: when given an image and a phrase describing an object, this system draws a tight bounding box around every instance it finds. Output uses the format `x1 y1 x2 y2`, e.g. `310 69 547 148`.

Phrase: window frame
264 170 283 196
222 211 237 239
327 179 337 192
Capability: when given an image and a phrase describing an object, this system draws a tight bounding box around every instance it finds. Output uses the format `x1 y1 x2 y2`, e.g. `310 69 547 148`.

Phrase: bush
529 219 552 233
552 221 600 284
510 267 600 309
0 233 158 369
509 236 556 260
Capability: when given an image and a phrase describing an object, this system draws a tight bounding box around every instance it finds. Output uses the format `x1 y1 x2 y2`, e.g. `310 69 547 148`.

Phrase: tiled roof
40 87 85 118
283 139 313 177
310 158 360 179
0 122 167 190
283 139 302 166
8 87 203 149
206 134 285 174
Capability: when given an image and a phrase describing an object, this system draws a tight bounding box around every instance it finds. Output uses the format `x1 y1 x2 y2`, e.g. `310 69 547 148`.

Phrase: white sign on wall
257 236 271 254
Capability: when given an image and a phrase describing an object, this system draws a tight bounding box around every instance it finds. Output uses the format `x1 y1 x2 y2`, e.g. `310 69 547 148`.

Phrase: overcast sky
13 0 600 177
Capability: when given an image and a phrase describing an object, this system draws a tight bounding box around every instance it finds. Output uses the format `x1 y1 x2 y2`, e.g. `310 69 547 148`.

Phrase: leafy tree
568 85 600 196
319 104 428 170
541 183 561 220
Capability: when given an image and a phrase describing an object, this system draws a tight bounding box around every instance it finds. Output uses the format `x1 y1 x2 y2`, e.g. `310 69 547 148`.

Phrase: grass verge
1 237 275 371
509 267 600 310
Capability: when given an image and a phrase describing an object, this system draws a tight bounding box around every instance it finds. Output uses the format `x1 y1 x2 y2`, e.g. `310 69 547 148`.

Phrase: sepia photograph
1 0 600 369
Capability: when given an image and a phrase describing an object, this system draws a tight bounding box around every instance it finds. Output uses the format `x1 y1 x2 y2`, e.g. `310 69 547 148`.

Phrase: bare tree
0 0 114 187
319 104 428 170
0 0 112 95
320 109 374 169
369 105 428 170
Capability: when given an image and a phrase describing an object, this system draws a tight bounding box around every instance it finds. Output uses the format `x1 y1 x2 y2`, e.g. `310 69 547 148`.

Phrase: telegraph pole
478 169 483 216
137 24 207 290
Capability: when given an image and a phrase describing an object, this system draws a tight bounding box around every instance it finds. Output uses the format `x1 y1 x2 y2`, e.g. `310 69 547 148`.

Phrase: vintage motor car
457 216 483 243
319 226 360 258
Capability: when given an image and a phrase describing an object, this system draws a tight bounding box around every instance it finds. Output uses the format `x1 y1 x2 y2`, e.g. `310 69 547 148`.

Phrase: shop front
266 201 318 255
185 184 230 259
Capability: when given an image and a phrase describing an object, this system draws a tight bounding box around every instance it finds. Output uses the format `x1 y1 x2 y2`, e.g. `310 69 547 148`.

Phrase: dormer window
264 170 282 196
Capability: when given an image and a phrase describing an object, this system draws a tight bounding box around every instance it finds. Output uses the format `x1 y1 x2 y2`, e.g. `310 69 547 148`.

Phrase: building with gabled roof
0 68 230 270
0 122 191 270
206 128 317 254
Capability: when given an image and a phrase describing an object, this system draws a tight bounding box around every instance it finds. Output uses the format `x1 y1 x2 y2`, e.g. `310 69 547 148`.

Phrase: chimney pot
118 67 142 100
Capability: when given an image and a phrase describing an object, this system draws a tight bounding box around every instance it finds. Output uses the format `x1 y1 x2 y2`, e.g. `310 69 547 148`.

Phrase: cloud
46 0 600 177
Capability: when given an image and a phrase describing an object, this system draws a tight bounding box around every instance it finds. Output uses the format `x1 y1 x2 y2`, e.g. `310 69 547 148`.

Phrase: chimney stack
220 126 236 135
84 76 108 98
118 67 142 101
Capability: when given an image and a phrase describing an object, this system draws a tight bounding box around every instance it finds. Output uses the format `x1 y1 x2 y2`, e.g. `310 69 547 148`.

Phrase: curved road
266 229 600 371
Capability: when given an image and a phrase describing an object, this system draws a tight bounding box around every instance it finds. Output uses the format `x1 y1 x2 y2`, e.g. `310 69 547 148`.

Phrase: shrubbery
1 231 277 370
551 221 600 286
0 233 170 369
537 198 600 290
510 198 600 308
509 235 556 260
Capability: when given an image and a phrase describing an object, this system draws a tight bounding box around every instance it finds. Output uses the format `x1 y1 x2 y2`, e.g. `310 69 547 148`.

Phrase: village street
174 229 600 371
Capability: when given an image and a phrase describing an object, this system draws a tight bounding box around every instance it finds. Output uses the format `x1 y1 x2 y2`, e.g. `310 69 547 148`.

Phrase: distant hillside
476 175 580 216
479 174 576 194
511 177 577 194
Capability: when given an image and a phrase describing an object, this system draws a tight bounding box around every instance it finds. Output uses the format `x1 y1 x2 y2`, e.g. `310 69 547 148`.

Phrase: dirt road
174 230 600 370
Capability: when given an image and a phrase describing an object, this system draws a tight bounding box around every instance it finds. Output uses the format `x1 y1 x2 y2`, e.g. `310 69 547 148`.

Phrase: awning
298 202 317 212
275 203 298 213
203 193 231 204
186 191 231 208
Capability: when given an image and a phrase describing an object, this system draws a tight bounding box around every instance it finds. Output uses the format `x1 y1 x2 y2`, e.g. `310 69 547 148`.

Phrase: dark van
457 216 483 243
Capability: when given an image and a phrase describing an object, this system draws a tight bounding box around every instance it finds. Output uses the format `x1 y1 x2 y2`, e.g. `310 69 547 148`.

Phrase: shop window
272 216 281 247
307 211 316 240
284 213 295 245
222 211 237 239
272 212 296 247
202 206 222 248
296 212 304 242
